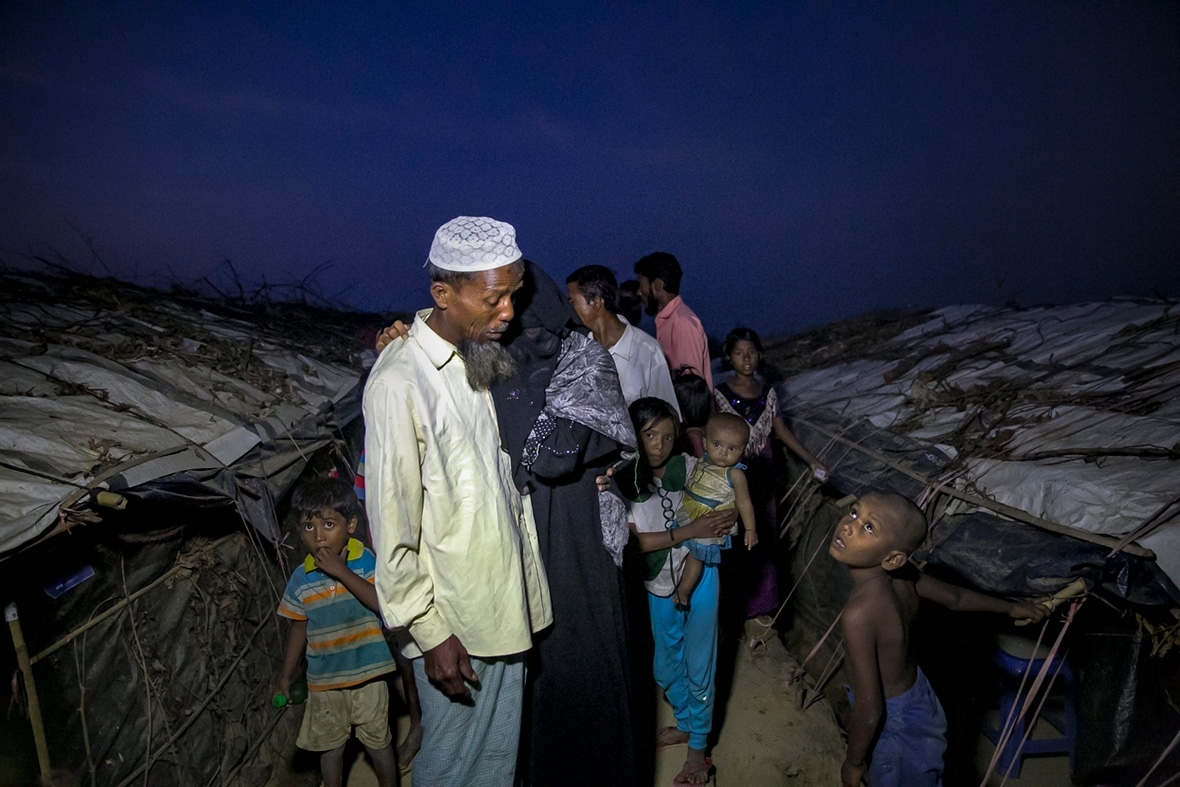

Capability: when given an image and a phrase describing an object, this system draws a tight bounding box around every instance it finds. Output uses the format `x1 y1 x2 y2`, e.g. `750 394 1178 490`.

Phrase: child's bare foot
672 748 713 785
396 724 423 773
656 725 689 751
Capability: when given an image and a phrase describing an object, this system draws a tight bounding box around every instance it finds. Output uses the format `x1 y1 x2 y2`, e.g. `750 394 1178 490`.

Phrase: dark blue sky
3 3 1178 337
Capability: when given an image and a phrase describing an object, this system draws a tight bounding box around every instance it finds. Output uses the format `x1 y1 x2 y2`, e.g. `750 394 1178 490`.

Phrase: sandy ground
343 620 846 787
271 616 1073 787
650 620 846 786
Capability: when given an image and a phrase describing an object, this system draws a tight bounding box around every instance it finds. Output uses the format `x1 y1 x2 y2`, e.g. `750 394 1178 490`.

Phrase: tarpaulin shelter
0 269 388 786
760 301 1180 784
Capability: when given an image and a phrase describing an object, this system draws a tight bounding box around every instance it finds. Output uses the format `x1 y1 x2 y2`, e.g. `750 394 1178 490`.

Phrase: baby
675 413 759 608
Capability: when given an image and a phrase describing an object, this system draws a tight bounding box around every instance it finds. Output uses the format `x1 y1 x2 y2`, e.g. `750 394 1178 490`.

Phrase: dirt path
344 621 845 786
650 620 845 786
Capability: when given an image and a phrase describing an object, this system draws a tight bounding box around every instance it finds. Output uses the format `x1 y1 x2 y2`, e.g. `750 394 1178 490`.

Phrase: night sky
3 3 1178 338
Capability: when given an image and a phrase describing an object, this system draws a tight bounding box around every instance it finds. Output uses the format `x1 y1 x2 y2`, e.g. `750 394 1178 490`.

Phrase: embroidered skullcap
427 216 522 272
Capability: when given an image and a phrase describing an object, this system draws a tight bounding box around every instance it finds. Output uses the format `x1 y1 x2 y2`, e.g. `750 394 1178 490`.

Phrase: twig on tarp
219 707 287 786
791 415 1156 558
31 562 188 665
71 631 97 785
1013 446 1180 462
112 614 272 787
121 558 154 787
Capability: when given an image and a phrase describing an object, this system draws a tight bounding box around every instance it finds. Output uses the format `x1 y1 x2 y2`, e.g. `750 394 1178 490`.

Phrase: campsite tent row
766 300 1180 782
772 300 1180 594
0 270 371 554
0 270 380 786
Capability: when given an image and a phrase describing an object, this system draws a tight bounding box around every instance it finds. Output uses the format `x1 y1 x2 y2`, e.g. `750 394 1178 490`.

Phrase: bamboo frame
6 602 51 781
793 415 1156 558
30 562 188 666
111 614 272 787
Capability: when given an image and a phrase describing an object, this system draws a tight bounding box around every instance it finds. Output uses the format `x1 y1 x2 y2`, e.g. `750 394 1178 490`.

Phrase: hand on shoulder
376 319 412 352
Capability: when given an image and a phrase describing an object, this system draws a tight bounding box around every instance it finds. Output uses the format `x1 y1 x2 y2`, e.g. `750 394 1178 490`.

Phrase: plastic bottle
271 679 307 708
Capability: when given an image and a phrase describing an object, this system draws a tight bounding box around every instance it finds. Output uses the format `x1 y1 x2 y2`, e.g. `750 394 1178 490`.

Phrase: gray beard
458 340 518 390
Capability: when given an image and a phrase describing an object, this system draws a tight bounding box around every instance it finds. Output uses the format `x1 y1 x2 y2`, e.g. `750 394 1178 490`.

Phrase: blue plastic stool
980 638 1077 778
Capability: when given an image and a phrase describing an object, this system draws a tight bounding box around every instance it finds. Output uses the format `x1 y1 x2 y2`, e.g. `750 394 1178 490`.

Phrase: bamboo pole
0 444 195 567
111 614 271 787
794 415 1156 558
30 562 187 666
6 602 51 781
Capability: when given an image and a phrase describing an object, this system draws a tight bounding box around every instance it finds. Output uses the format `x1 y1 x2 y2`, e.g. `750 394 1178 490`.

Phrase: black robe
491 262 637 786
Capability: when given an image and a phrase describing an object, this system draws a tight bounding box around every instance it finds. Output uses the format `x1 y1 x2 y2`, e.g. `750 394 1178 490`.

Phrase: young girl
619 397 737 786
714 327 828 620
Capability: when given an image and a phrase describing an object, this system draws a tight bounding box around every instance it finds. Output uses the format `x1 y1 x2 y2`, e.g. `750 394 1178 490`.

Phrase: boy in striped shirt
277 478 397 787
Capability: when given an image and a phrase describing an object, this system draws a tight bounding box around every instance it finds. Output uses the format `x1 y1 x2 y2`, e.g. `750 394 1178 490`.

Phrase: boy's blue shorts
847 666 947 787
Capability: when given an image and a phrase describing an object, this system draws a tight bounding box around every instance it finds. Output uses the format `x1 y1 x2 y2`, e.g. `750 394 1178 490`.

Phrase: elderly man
566 264 681 416
363 216 551 786
634 251 713 388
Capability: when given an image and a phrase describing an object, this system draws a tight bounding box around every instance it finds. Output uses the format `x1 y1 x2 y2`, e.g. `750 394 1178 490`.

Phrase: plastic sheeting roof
771 301 1180 588
0 271 375 554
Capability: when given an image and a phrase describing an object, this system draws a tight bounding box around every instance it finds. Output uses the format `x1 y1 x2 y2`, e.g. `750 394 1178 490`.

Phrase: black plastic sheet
1072 607 1180 785
918 512 1180 606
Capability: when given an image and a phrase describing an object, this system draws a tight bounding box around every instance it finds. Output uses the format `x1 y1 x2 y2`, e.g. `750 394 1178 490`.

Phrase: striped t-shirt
278 538 395 691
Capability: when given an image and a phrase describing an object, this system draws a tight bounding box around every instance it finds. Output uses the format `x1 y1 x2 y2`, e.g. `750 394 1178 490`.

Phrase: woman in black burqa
491 261 639 787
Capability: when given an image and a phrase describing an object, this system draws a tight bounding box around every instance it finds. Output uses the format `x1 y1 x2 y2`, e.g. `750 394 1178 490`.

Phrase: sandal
672 756 714 786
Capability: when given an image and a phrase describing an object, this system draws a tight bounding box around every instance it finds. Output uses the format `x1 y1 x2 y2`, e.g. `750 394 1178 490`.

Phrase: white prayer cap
427 216 522 272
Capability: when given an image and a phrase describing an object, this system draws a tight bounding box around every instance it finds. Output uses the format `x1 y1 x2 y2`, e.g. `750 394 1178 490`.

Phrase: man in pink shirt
634 252 713 389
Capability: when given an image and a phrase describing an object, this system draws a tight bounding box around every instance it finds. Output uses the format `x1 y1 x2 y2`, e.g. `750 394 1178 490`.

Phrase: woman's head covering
493 260 636 566
512 259 574 335
492 261 575 478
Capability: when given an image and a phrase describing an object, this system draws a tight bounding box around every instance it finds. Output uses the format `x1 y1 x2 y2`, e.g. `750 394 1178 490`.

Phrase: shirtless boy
830 491 1049 787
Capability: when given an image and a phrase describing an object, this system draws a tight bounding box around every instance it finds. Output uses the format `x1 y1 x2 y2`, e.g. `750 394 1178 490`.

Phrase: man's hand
376 320 411 351
423 634 479 701
743 528 759 550
1009 597 1052 623
841 759 866 787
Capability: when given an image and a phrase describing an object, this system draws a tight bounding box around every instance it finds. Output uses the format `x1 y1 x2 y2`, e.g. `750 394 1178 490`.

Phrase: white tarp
0 274 366 553
779 301 1180 586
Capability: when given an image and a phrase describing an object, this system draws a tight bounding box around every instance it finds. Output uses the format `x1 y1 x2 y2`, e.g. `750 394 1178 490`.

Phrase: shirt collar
655 295 684 321
303 537 364 574
411 308 461 370
609 318 635 360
